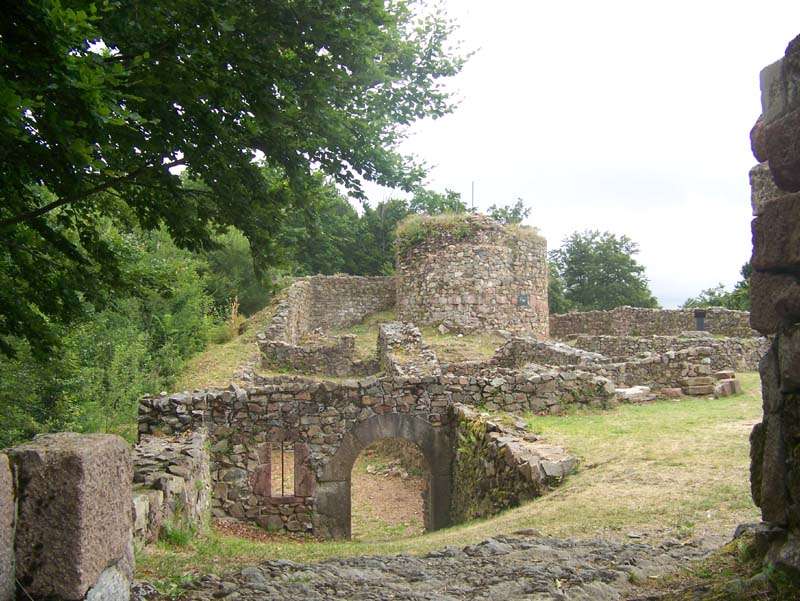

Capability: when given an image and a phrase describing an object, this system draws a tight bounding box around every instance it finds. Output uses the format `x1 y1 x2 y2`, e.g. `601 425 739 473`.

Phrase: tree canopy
549 230 659 312
682 262 751 311
0 0 466 355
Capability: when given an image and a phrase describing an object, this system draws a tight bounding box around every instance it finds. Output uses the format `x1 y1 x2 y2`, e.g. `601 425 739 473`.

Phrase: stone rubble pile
377 321 441 377
137 532 710 601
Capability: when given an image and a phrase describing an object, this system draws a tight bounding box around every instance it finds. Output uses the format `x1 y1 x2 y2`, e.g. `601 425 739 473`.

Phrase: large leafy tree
0 0 465 355
550 230 659 311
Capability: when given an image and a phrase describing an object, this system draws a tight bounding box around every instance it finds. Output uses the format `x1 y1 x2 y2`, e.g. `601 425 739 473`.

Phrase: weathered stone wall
748 35 800 574
0 454 13 601
450 404 575 524
133 430 211 544
491 337 609 368
264 275 395 344
396 215 549 336
569 334 769 372
550 306 755 338
378 321 441 377
7 433 133 601
260 275 394 376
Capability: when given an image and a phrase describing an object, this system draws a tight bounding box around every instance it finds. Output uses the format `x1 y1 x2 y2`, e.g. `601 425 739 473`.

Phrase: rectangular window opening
270 441 295 498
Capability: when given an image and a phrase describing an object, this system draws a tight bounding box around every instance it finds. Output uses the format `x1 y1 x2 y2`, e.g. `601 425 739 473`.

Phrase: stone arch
315 413 454 539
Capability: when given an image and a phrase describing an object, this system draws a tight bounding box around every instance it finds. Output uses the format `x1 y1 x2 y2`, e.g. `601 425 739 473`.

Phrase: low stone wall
7 433 133 600
0 454 13 601
570 334 769 372
580 346 714 391
550 306 755 338
450 404 576 523
260 275 394 376
491 337 609 368
264 275 395 344
258 334 378 377
133 430 212 544
378 321 441 377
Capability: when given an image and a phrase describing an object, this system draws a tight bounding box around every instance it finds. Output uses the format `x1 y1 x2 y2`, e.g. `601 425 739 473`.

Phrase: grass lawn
137 372 763 592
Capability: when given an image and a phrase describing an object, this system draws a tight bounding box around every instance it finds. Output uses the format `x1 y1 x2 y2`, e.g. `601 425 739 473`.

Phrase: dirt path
351 453 426 541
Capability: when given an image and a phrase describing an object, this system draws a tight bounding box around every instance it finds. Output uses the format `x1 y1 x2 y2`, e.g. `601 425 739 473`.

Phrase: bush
394 212 482 255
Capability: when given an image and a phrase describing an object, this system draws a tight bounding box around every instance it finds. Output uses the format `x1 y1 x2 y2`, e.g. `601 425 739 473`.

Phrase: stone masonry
259 275 393 376
748 33 800 576
568 334 769 372
133 429 212 544
7 433 133 601
377 321 441 377
396 215 549 336
550 306 756 338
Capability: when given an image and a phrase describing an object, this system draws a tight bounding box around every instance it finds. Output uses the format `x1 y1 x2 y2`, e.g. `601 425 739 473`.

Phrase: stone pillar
748 33 800 574
0 454 14 601
8 433 133 601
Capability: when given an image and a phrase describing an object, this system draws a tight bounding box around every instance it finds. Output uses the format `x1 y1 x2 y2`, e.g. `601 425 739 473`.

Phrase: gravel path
136 531 710 601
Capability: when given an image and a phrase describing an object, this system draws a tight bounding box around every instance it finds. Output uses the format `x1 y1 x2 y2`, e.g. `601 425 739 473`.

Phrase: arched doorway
316 413 454 539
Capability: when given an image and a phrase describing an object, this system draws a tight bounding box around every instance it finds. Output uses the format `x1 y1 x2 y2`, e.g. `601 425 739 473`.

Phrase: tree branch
0 159 185 228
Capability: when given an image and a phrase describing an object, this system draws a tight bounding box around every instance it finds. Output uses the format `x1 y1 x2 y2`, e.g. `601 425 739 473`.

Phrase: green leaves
1 0 465 354
550 230 659 311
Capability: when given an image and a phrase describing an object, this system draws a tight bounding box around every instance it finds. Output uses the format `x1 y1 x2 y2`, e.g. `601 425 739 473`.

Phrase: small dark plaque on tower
517 293 529 307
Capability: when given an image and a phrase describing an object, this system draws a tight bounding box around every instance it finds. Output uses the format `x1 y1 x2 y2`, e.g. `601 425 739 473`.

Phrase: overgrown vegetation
395 213 485 255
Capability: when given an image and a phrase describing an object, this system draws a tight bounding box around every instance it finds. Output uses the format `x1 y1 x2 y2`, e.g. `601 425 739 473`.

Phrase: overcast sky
363 0 800 308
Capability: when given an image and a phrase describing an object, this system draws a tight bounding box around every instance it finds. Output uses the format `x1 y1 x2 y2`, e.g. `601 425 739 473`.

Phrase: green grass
138 372 763 590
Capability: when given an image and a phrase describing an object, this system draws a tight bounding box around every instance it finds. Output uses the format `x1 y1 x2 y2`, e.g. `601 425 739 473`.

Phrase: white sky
362 0 800 308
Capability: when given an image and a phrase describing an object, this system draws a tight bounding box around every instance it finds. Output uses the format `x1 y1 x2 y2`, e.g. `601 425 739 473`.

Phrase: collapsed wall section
450 404 575 524
396 215 548 336
550 306 755 338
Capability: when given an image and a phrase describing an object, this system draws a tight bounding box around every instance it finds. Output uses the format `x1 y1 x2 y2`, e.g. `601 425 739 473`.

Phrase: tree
408 188 468 215
0 1 466 355
547 261 573 314
550 230 659 311
682 262 751 310
488 198 530 225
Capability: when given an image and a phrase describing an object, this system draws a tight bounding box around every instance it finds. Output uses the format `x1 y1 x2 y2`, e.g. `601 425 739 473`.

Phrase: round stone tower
395 214 548 337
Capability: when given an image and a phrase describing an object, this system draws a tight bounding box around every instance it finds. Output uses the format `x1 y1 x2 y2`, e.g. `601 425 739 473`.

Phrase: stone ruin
0 116 781 599
745 34 800 576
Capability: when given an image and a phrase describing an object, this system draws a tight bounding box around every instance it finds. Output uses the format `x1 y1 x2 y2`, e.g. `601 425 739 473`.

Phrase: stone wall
747 34 800 575
450 404 575 524
0 454 13 601
491 337 609 368
569 334 769 372
7 433 133 601
378 321 441 377
260 275 394 376
133 430 211 544
396 215 549 336
550 306 755 338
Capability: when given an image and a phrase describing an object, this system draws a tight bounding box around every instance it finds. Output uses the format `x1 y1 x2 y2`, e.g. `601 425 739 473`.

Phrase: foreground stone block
749 163 800 215
0 454 14 601
9 433 133 600
750 271 800 335
751 196 800 272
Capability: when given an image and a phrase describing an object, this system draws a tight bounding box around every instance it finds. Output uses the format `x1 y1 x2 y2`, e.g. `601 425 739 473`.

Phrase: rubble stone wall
550 306 755 338
450 404 575 524
569 334 769 372
748 34 800 574
378 321 441 377
133 430 212 544
396 215 549 336
491 337 609 368
260 275 394 376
